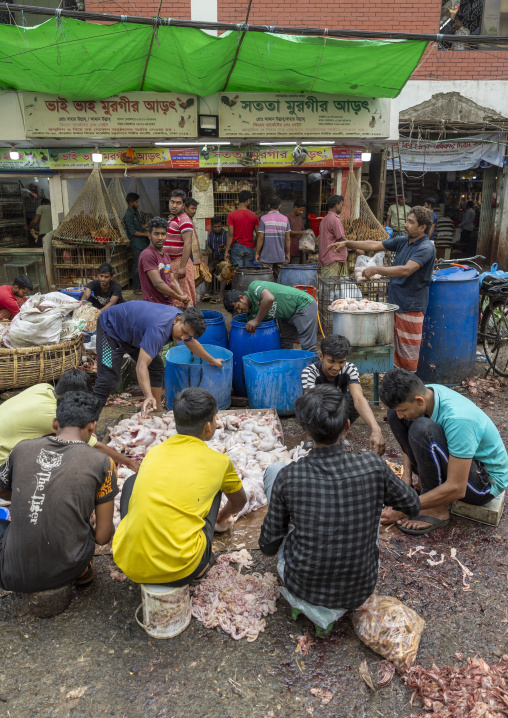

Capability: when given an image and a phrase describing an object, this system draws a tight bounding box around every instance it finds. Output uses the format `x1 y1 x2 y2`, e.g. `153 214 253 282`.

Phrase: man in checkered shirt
259 386 420 610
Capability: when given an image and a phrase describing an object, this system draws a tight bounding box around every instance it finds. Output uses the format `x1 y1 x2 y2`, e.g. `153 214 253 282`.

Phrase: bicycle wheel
481 299 508 377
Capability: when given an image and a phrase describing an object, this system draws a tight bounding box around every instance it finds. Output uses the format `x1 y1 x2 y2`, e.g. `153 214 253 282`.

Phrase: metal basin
331 304 399 347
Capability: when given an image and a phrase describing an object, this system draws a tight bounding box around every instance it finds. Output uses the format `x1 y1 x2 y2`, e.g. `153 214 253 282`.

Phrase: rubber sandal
397 515 450 536
75 561 95 586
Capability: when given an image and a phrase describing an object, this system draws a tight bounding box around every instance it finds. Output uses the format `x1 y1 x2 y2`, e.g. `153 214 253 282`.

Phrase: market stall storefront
389 134 506 260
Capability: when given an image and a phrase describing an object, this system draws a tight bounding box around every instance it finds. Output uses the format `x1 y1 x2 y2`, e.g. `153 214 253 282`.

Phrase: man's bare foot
397 505 450 532
380 507 407 525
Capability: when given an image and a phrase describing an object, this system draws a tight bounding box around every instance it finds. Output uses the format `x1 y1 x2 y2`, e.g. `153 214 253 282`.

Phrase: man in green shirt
224 281 318 355
124 192 149 295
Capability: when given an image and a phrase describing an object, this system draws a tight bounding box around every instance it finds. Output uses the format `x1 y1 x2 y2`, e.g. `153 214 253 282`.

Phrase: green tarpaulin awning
0 19 427 100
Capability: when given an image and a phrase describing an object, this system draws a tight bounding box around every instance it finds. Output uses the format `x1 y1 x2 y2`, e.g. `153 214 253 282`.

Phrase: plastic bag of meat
354 252 385 282
299 229 316 251
352 594 425 670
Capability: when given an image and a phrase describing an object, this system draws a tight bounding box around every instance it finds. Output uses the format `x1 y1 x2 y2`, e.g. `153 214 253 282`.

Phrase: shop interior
0 175 51 249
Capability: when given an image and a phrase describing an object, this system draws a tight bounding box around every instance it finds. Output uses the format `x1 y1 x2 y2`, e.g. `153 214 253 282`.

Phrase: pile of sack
1 292 99 349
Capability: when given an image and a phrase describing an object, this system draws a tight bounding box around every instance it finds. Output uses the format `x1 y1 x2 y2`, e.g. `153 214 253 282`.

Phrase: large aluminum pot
232 266 274 291
331 304 399 347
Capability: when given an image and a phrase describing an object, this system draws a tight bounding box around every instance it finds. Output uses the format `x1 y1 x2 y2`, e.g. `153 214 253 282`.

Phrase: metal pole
397 143 408 222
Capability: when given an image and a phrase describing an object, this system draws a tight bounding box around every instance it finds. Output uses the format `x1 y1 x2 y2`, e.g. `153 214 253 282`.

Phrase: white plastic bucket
135 584 191 639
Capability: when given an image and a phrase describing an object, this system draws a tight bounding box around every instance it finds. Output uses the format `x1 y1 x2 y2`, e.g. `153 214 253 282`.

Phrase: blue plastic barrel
243 349 315 416
60 286 86 300
165 344 233 410
278 263 319 289
228 313 281 397
199 310 228 349
417 267 479 385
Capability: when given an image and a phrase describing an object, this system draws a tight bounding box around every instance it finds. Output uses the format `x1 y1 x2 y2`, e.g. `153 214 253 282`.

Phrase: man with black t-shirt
301 335 385 455
0 392 118 593
82 263 124 312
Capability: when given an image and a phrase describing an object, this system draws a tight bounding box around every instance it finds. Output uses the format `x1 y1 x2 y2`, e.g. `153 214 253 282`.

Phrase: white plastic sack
299 229 316 251
37 291 80 316
334 278 362 300
4 310 63 348
61 317 86 341
354 251 385 282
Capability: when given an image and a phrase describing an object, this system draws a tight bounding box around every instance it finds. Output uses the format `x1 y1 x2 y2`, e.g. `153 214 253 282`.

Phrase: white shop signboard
218 92 391 138
23 92 198 138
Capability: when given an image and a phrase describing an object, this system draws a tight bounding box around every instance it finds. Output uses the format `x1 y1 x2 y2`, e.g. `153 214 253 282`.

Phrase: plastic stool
291 607 335 638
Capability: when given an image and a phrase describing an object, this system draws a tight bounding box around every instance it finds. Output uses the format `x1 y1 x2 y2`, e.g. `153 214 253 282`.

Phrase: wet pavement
1 365 507 717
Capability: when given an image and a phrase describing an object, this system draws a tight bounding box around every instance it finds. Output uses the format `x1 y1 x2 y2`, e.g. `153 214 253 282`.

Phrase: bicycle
436 255 508 377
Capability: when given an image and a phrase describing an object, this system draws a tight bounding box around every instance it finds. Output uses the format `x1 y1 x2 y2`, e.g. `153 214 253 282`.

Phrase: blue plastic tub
417 267 479 384
60 286 86 301
164 343 233 410
278 263 319 289
243 349 315 416
0 507 10 521
198 310 228 349
228 313 281 397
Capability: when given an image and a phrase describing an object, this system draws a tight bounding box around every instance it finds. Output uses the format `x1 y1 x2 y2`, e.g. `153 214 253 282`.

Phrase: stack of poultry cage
53 169 131 289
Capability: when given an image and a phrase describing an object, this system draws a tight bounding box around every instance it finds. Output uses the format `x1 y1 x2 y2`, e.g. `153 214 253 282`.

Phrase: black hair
466 200 475 209
98 262 114 276
170 189 187 202
148 216 168 233
180 307 207 337
268 196 281 210
185 197 198 208
13 275 33 291
55 368 93 397
40 197 51 205
327 194 344 211
126 192 139 205
295 385 349 445
211 216 223 226
238 190 252 203
294 201 306 208
223 290 244 315
56 391 101 429
320 335 351 360
379 368 427 409
424 197 436 207
173 388 217 437
410 206 434 234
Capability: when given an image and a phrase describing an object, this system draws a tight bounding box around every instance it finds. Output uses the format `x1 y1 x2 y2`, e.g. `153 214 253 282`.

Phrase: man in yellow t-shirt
113 388 247 585
0 369 139 472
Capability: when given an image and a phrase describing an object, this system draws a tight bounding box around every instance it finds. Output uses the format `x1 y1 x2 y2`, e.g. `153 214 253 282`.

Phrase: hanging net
126 178 158 224
55 168 127 245
341 170 387 244
107 177 128 222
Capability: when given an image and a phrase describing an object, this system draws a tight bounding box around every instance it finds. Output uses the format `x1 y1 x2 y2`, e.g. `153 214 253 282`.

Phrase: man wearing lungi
333 206 436 372
164 189 196 307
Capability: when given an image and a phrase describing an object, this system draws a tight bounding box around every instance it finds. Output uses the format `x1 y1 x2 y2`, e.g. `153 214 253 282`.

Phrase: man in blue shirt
379 369 508 535
333 206 436 371
93 303 223 416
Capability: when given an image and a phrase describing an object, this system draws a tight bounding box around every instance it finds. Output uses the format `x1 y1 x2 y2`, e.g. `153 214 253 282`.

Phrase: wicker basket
0 335 82 390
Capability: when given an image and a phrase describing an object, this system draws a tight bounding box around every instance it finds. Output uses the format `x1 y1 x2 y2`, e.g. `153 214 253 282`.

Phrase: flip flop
397 515 450 536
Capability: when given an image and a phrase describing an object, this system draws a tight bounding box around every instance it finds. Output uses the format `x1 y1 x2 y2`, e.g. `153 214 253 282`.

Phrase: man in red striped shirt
164 189 196 307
